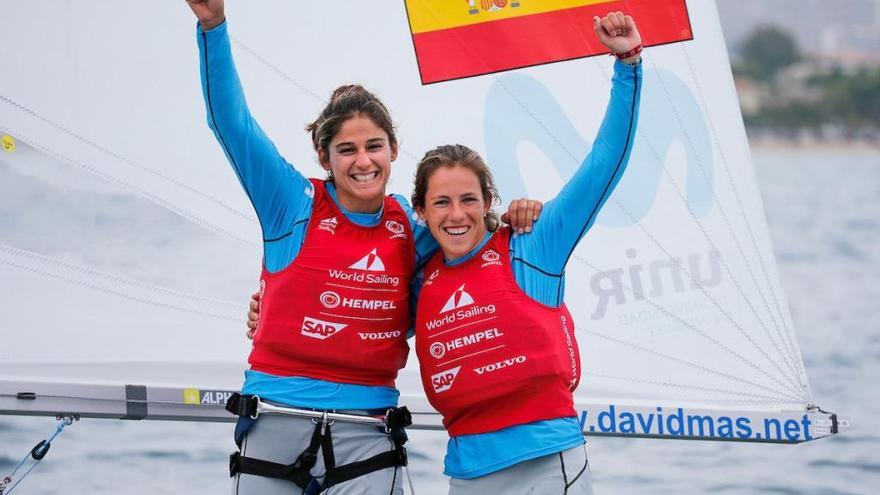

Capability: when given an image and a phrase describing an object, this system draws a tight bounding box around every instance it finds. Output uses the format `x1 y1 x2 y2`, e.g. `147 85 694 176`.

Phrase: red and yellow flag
405 0 692 84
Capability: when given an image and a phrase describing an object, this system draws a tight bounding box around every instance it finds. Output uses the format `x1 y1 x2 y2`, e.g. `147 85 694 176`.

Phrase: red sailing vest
248 179 413 387
415 228 581 436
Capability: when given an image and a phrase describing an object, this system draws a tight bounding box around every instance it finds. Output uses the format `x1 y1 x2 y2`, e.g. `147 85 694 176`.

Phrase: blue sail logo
484 69 714 226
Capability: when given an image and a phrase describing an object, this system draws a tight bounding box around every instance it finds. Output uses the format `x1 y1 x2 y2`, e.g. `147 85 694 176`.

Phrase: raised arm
188 0 311 239
523 12 643 275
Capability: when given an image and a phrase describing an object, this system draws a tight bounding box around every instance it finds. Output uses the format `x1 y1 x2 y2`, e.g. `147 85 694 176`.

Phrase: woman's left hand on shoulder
501 198 543 234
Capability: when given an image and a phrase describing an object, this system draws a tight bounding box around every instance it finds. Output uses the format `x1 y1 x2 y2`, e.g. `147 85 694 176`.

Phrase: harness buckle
310 410 335 435
320 411 329 436
384 406 413 433
225 393 261 419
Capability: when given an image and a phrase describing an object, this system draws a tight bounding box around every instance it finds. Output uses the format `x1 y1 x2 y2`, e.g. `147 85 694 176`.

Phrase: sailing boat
0 0 845 487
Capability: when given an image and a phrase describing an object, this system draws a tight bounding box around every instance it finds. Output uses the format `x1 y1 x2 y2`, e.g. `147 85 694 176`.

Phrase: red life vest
248 179 413 387
415 228 580 436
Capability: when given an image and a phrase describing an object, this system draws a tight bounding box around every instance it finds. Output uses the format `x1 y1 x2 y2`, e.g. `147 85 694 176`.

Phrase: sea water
1 147 878 494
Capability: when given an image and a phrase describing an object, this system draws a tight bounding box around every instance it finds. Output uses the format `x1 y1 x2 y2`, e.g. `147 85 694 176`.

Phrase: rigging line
677 41 798 339
229 36 426 165
555 9 803 390
0 259 241 323
644 52 804 384
0 94 256 226
0 416 75 495
584 372 797 405
678 44 808 388
582 329 805 404
638 68 802 387
583 56 804 393
0 125 260 251
574 252 807 402
0 243 241 309
422 1 804 394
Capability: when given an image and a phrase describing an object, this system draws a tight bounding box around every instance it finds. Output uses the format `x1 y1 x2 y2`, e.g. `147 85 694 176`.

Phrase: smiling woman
407 12 643 494
413 145 500 260
184 0 542 493
188 0 430 492
308 85 398 213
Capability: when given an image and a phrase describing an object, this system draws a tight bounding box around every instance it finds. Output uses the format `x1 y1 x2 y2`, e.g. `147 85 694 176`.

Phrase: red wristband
613 44 643 60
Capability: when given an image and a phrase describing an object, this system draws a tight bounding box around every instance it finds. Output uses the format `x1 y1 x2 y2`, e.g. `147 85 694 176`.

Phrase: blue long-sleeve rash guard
199 21 641 476
441 60 642 479
197 22 437 410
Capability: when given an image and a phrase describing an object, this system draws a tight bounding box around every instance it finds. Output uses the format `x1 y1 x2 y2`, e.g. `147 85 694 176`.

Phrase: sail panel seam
644 52 804 388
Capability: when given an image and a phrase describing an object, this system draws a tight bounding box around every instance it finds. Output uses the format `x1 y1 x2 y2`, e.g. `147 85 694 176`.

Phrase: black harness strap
323 448 407 487
226 393 410 493
229 416 322 488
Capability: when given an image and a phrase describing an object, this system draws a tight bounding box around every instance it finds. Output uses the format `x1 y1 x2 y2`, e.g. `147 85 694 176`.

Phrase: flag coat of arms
405 0 693 84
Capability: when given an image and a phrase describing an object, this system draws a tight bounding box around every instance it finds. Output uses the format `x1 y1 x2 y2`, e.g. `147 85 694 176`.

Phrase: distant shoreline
747 137 880 152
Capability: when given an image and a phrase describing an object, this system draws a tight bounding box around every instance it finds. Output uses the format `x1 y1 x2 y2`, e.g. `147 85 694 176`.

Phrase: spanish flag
405 0 692 84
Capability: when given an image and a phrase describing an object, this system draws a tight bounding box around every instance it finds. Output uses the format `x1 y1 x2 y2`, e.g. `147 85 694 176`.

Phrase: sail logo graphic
486 70 714 227
349 248 386 272
481 249 501 268
385 220 407 240
302 316 348 340
431 366 461 393
319 216 338 234
440 284 474 313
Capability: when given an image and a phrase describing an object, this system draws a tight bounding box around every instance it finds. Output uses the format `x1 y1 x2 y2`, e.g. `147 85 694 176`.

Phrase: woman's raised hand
593 11 641 58
185 0 226 30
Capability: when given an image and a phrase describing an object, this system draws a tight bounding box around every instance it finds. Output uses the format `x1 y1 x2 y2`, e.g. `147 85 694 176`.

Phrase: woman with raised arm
184 1 540 493
408 13 642 494
247 11 642 493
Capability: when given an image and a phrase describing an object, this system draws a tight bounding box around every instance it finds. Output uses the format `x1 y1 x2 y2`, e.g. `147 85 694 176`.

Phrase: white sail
0 0 843 442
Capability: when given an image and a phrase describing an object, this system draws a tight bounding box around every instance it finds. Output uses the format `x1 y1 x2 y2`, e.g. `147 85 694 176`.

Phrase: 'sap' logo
431 366 461 393
301 317 347 340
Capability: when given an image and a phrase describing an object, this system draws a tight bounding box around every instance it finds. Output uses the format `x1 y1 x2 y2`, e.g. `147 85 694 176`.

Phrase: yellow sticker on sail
183 388 201 405
1 135 15 153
